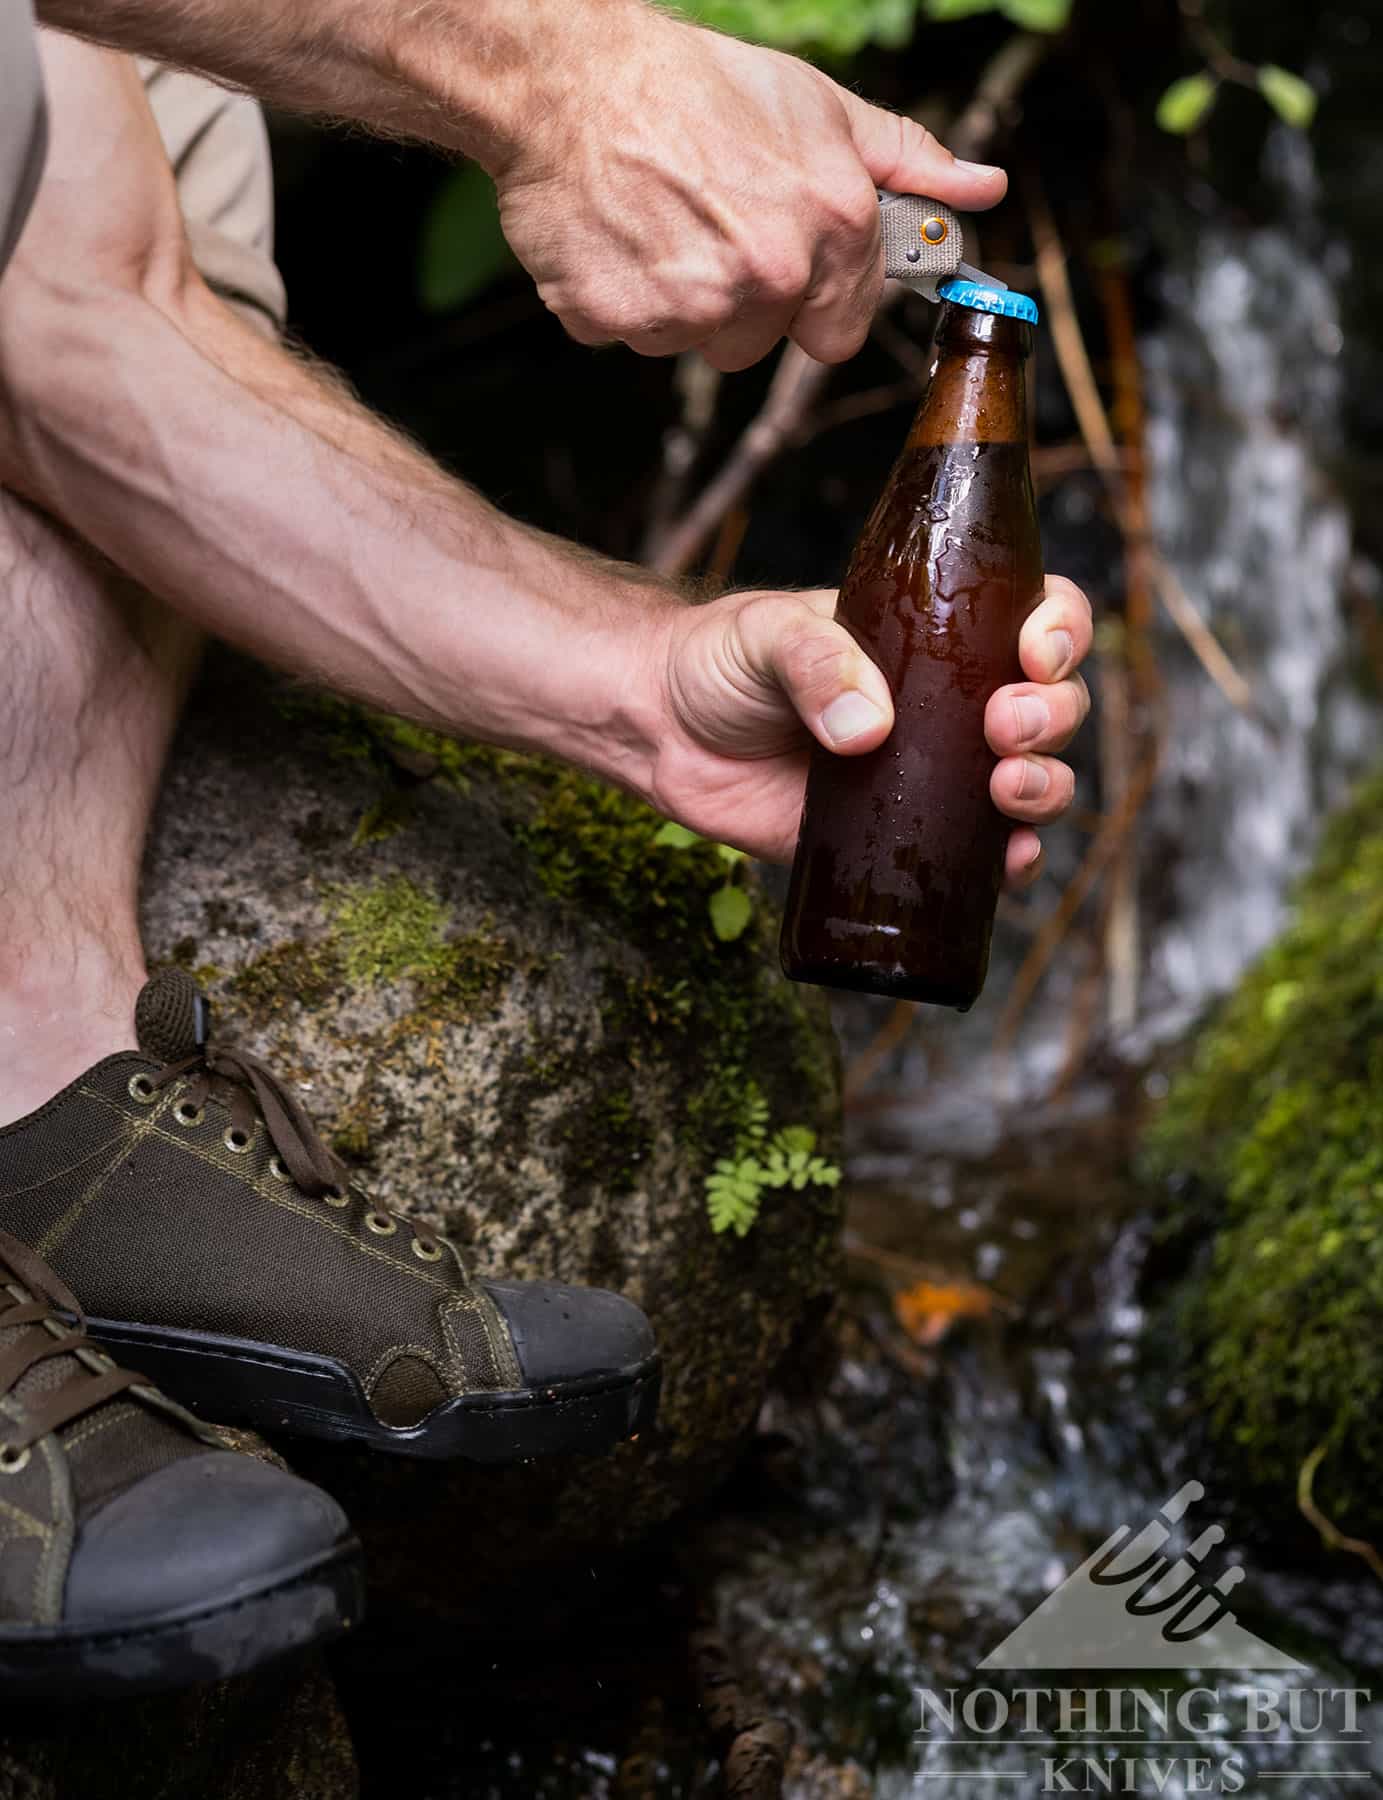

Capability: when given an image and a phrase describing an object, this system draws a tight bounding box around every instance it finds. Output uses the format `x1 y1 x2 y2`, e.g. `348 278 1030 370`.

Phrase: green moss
331 875 458 989
229 936 344 1015
1142 766 1383 1529
561 1085 655 1196
281 691 841 1225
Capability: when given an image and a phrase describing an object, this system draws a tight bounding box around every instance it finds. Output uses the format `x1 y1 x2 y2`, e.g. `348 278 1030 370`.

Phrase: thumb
838 88 1008 212
735 593 895 755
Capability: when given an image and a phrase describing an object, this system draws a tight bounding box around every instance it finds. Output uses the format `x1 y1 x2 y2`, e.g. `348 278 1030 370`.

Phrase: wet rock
139 653 843 1602
0 1657 356 1800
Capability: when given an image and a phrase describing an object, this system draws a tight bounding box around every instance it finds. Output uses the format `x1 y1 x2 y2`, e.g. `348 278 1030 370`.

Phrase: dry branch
1028 182 1256 719
1297 1444 1383 1586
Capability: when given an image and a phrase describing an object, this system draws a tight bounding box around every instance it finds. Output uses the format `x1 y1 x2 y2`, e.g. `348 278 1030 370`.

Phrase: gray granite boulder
138 653 843 1605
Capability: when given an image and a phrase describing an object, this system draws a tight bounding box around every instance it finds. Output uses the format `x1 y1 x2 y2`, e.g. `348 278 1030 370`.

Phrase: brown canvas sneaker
0 969 659 1462
0 1228 363 1696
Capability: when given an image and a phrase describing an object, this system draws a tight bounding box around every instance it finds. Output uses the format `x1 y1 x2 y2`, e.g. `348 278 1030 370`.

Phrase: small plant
704 1082 841 1236
653 821 754 942
1156 13 1316 141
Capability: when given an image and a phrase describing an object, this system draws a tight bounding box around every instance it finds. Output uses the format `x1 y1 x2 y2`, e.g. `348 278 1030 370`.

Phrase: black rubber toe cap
483 1280 656 1388
64 1452 352 1628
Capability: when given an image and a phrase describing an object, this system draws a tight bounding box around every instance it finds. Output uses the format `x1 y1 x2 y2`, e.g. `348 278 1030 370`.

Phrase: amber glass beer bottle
780 283 1043 1011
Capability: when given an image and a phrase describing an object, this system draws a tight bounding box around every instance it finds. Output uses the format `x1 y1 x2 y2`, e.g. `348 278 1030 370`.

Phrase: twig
639 354 723 563
647 346 823 577
1028 181 1256 720
1150 558 1258 717
1096 626 1140 1033
707 504 750 586
843 1231 1021 1314
689 1604 792 1798
644 32 1051 577
869 311 934 387
812 381 918 434
842 999 919 1103
994 742 1160 1069
1297 1443 1383 1586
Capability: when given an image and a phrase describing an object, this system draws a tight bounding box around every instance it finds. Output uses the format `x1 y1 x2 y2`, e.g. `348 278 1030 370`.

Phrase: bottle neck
907 304 1031 448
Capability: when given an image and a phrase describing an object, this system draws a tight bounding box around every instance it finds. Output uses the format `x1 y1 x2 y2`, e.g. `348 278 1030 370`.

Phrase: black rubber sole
0 1541 364 1698
85 1316 661 1462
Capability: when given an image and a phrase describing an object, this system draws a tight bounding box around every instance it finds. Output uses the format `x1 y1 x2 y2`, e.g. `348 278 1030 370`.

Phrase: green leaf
419 162 516 313
1155 71 1219 136
706 1161 764 1235
922 0 998 20
653 820 703 850
715 843 748 867
685 0 920 55
709 884 753 943
772 1125 818 1155
997 0 1071 31
1257 64 1317 131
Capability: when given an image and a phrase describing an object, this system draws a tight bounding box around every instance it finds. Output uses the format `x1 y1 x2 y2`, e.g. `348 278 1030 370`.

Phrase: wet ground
329 1082 1383 1799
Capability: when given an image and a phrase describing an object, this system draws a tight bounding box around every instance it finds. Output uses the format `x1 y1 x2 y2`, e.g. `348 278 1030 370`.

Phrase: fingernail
822 691 885 745
1012 695 1050 742
1018 758 1051 799
1046 630 1075 677
956 160 1004 179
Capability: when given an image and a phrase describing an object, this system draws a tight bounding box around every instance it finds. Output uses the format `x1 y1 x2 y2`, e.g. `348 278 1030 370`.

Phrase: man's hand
646 578 1093 882
35 0 1001 371
495 10 1005 370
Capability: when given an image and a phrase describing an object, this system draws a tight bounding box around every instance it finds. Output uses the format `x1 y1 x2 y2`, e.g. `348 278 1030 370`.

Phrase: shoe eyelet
0 1445 31 1475
323 1184 351 1210
174 1101 205 1128
411 1238 444 1263
268 1155 292 1184
364 1210 397 1237
222 1126 253 1154
128 1074 157 1105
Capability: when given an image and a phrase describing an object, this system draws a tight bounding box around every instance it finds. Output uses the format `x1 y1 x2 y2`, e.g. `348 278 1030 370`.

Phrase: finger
990 753 1075 824
787 257 883 365
735 594 894 752
985 674 1091 758
837 90 1008 212
786 174 884 366
700 299 800 373
1004 829 1044 891
1019 575 1094 683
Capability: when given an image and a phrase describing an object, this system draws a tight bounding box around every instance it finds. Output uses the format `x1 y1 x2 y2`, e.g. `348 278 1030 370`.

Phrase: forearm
33 0 648 171
0 280 673 788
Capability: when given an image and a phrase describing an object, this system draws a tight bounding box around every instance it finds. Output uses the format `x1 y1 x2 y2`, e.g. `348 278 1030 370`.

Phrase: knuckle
780 623 850 693
746 248 812 306
822 180 880 245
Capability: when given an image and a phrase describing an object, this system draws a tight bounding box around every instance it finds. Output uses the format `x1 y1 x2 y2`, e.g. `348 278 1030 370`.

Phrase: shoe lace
0 1229 147 1455
148 1041 443 1258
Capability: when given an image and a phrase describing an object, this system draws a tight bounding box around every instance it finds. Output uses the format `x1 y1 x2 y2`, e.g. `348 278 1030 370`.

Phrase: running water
1138 209 1375 1038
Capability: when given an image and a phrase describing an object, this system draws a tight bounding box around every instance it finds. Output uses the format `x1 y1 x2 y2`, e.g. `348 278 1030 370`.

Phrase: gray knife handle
877 191 964 286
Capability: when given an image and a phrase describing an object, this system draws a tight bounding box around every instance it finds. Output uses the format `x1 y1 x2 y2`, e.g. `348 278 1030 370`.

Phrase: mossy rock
1141 765 1383 1536
139 653 842 1605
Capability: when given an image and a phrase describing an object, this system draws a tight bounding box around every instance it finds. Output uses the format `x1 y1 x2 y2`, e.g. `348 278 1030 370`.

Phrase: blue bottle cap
937 278 1040 324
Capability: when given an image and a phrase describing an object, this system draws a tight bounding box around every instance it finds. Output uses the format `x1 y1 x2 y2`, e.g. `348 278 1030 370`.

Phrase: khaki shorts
139 61 286 341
